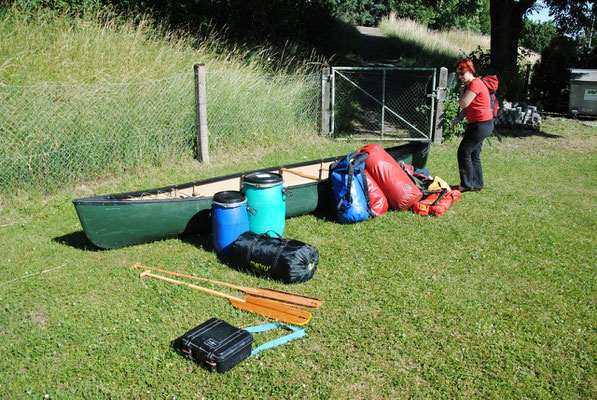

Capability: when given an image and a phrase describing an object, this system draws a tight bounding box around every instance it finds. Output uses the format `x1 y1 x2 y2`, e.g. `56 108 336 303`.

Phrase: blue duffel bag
329 151 373 223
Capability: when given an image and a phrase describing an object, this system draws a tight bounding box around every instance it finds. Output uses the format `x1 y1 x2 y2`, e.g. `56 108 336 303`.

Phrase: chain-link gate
330 67 436 141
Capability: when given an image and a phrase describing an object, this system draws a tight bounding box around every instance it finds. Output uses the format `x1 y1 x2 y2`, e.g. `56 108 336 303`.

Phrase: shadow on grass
179 233 215 252
496 127 564 139
385 36 459 68
53 231 103 251
311 208 336 223
55 230 237 253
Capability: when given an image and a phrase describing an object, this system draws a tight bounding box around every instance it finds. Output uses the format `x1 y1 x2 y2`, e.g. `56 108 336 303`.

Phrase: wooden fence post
321 64 331 135
433 67 448 144
194 64 210 163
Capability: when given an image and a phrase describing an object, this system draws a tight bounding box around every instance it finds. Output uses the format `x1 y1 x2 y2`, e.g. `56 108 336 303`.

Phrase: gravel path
357 26 400 66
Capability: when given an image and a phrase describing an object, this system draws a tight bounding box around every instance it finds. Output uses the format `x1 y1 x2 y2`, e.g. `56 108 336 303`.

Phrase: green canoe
73 142 430 249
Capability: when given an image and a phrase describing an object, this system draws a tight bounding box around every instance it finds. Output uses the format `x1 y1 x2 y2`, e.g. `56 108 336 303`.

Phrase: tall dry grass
378 16 539 67
0 5 324 85
0 6 322 193
379 16 490 61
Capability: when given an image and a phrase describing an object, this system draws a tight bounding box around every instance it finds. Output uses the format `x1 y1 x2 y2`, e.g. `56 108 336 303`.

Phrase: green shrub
441 92 466 141
520 20 558 54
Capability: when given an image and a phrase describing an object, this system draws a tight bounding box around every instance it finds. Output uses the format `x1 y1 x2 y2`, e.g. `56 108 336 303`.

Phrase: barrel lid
243 172 283 188
213 191 246 207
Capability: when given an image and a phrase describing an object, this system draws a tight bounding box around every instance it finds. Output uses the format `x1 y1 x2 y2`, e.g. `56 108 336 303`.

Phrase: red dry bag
364 172 388 217
358 143 422 211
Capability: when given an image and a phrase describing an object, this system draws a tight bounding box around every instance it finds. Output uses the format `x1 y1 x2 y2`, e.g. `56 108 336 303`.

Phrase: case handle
243 323 305 356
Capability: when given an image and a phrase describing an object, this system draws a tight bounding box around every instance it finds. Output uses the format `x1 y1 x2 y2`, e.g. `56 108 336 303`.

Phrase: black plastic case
174 318 254 373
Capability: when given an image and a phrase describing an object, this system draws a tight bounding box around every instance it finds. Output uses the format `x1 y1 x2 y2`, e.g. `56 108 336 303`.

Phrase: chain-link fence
331 67 436 140
205 72 320 148
0 70 321 192
0 73 195 191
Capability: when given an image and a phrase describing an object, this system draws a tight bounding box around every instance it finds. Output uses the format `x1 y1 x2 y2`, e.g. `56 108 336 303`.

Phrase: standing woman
451 59 494 192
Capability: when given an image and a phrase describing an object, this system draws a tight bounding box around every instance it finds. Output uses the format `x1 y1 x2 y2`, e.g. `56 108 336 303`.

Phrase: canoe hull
73 182 325 249
73 142 429 249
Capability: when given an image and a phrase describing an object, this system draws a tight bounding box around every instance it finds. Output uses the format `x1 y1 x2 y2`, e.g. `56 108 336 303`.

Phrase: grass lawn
0 117 595 399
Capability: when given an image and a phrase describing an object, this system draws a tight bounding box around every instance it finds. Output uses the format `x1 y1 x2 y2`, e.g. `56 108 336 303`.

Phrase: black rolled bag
230 231 319 283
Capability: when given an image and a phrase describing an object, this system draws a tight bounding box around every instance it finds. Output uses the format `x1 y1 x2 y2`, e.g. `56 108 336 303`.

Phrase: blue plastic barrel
242 172 285 236
212 191 249 255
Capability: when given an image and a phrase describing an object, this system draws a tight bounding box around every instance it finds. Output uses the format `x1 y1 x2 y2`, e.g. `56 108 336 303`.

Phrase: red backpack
481 75 499 118
481 75 502 143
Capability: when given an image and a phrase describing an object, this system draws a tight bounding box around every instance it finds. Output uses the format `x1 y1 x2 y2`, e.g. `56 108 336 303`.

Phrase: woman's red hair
455 59 476 75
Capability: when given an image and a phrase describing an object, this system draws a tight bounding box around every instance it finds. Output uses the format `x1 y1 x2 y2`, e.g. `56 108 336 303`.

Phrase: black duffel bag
230 231 318 283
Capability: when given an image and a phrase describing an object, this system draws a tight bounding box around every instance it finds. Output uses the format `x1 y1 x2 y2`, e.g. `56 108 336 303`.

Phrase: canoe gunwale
72 142 430 206
73 158 340 206
73 180 323 207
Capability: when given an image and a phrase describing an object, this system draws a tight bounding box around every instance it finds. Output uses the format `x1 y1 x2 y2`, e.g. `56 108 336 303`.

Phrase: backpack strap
260 231 284 277
243 323 306 357
245 234 261 265
493 127 503 143
351 151 369 166
344 157 355 206
351 152 373 217
430 188 448 206
359 167 374 217
336 152 369 210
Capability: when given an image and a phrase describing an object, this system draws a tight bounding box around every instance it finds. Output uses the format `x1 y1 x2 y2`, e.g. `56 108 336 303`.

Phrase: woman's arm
458 87 478 109
452 109 466 128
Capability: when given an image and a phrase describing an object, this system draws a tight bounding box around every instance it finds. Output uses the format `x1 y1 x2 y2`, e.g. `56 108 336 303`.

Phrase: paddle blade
245 287 323 309
228 296 312 325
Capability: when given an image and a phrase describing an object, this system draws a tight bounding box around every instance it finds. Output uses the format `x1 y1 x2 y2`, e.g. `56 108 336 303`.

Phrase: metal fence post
433 67 448 144
381 69 386 139
321 64 331 135
194 64 210 163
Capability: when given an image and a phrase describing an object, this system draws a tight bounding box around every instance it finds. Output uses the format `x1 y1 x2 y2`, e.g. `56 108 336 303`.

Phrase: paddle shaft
132 263 322 309
278 168 320 181
134 263 248 292
138 270 311 324
139 270 237 301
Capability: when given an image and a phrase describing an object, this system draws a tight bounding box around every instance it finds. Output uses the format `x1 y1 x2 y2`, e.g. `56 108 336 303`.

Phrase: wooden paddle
138 270 311 325
278 168 320 181
132 263 322 309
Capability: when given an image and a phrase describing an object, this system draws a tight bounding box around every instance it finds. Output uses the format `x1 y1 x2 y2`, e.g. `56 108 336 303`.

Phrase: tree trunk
490 0 536 99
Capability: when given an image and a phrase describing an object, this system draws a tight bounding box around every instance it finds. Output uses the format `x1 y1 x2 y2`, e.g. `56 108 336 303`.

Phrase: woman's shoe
450 184 472 192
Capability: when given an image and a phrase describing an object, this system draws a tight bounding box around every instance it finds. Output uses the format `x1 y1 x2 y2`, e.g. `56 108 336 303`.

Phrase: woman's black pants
457 119 494 189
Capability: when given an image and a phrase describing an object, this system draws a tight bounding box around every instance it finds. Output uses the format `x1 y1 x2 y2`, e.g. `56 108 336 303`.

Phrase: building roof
569 69 597 83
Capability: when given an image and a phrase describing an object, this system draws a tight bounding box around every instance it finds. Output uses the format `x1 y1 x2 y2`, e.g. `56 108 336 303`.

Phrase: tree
430 0 491 34
489 0 537 98
520 20 558 53
490 0 595 100
529 34 578 112
545 0 596 43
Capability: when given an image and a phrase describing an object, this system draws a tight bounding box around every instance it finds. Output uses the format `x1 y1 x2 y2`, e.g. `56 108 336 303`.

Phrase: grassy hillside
0 6 323 194
0 6 316 85
377 16 487 68
379 17 489 64
379 16 539 68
